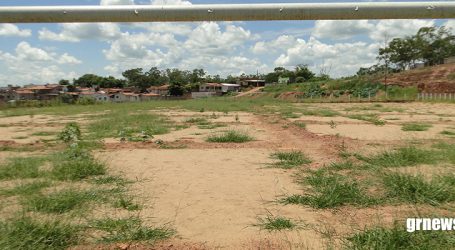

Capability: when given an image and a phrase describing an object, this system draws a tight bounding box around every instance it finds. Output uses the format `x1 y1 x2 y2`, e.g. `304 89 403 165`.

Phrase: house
278 77 290 84
147 85 170 96
123 92 140 102
79 91 110 102
18 84 63 100
199 83 222 92
221 83 241 93
12 89 34 100
237 79 265 87
140 93 160 101
444 56 455 64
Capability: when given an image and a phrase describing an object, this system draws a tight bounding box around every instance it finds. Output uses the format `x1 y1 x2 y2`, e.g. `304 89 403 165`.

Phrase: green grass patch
363 146 437 168
441 130 455 136
90 217 172 243
206 130 254 143
402 123 432 131
31 131 57 136
270 151 311 169
292 121 307 129
113 197 140 211
345 223 455 250
302 109 340 117
1 181 50 197
0 216 79 250
197 123 227 130
382 173 455 205
255 215 297 231
22 188 101 214
51 146 106 181
282 170 373 208
88 111 171 140
0 157 46 180
327 161 356 171
347 114 385 126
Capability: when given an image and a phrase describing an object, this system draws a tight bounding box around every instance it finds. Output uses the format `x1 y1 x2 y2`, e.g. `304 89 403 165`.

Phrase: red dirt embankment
383 63 455 93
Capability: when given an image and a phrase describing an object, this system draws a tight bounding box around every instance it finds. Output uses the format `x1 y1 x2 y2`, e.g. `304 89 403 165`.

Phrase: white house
221 83 241 93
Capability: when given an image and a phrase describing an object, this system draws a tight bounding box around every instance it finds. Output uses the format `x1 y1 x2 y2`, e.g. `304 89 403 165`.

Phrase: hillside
382 63 455 93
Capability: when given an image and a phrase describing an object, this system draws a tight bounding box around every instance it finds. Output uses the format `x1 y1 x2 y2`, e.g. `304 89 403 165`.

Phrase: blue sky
0 0 451 86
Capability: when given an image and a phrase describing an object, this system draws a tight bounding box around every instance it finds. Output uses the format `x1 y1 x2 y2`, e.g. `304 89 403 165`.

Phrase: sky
0 0 452 86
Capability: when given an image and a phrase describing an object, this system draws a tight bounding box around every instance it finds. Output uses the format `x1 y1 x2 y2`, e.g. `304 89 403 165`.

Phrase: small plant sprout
235 114 240 122
329 120 337 129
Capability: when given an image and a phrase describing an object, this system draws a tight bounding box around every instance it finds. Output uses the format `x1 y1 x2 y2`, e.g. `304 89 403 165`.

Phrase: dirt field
1 101 455 249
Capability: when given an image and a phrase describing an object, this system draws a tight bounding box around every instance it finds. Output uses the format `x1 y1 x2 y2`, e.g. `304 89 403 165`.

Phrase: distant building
278 77 290 84
147 85 170 96
221 83 241 93
140 93 160 101
444 56 455 64
199 83 222 92
237 79 265 87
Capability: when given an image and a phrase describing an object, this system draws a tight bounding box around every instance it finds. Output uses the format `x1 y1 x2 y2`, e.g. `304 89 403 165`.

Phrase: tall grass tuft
402 123 432 131
90 217 173 243
382 173 455 205
270 151 311 169
364 146 437 168
0 217 79 250
23 188 100 214
282 170 373 208
0 157 46 180
51 145 105 181
206 130 254 143
346 223 455 249
255 215 296 231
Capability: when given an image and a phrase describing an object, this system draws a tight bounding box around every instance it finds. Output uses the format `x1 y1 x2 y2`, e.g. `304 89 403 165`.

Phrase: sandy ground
2 102 455 248
98 149 327 249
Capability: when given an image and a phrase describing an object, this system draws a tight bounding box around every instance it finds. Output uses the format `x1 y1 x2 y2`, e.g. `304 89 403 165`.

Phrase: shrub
206 130 254 143
57 123 81 143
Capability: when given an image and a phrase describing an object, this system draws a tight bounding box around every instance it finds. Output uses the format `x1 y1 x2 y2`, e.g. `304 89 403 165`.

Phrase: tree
122 68 150 92
294 64 315 82
59 79 70 85
73 74 103 88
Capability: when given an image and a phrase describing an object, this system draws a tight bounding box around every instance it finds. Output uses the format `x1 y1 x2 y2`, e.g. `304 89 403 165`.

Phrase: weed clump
206 130 254 143
57 122 81 143
282 170 372 208
255 214 296 231
346 223 455 249
0 157 46 180
90 217 172 243
402 123 432 131
23 188 100 214
364 146 437 168
270 151 311 169
51 144 105 181
0 217 79 250
382 173 455 205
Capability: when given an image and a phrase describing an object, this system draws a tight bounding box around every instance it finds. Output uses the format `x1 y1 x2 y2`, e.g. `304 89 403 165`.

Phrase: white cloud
184 22 252 55
151 0 191 5
444 20 455 33
369 20 435 41
0 24 32 37
100 0 134 5
0 42 81 85
313 20 374 40
39 23 124 42
274 37 380 77
58 53 82 65
252 35 297 54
